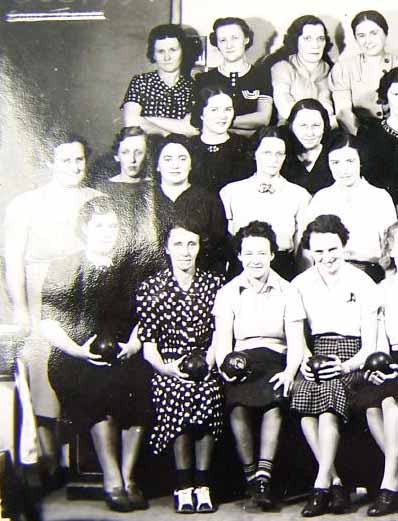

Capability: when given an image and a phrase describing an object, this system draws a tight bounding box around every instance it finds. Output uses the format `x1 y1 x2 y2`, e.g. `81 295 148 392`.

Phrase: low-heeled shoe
104 487 132 512
367 489 398 517
125 482 149 510
330 484 350 514
302 488 330 517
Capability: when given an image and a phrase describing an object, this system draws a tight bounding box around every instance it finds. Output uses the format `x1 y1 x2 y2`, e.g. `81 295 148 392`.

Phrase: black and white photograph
2 0 398 519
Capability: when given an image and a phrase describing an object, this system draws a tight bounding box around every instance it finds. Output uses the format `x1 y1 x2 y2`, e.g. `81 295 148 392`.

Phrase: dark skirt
352 352 398 410
291 336 363 422
225 347 286 410
48 349 154 432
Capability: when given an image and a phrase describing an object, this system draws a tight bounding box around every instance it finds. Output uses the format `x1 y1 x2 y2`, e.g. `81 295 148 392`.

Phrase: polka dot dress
137 268 225 454
123 71 194 119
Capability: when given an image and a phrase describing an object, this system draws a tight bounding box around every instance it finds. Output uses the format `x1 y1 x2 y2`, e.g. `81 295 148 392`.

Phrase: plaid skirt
291 336 363 422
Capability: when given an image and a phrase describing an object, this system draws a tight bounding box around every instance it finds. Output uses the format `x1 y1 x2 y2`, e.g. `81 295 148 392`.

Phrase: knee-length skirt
291 336 363 422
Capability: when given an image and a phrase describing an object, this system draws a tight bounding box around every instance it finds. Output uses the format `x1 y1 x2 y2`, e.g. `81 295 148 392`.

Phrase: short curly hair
282 15 333 61
287 98 331 154
377 67 398 105
209 17 254 50
112 126 146 156
234 220 278 256
190 86 235 130
301 214 350 250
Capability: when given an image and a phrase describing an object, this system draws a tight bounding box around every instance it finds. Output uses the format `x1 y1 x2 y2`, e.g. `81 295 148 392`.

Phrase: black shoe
367 489 398 517
302 488 330 517
104 487 133 512
125 482 149 510
330 485 350 514
252 479 273 508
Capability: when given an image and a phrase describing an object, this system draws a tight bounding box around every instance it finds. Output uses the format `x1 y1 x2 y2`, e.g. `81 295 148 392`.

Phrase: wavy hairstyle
209 17 254 50
301 214 350 250
190 86 235 130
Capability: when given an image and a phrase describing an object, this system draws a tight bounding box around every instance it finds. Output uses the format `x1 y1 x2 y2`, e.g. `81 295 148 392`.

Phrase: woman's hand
79 335 108 366
300 358 315 381
219 369 238 383
269 370 294 397
117 337 142 360
366 364 398 386
162 356 193 382
316 354 345 380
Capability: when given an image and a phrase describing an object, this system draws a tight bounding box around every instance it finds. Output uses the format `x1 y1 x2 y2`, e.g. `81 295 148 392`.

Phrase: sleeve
253 65 273 100
212 284 234 322
358 272 380 316
219 184 233 221
379 190 397 233
271 60 293 88
136 279 160 343
328 60 352 93
284 285 307 323
4 192 32 235
122 74 145 106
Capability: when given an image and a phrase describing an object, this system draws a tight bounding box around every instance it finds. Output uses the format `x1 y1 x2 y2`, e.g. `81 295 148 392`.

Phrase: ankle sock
243 462 257 484
256 459 273 482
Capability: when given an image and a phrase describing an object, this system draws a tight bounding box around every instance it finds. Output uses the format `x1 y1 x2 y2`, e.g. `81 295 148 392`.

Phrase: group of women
10 6 398 519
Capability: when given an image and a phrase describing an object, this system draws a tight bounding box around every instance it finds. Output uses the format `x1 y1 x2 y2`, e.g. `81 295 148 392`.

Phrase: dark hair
327 129 365 166
209 17 254 50
287 98 331 154
251 125 290 157
155 133 192 168
351 10 389 36
234 220 278 255
301 214 350 250
112 126 146 155
50 130 91 159
146 24 202 77
377 67 398 105
283 16 332 63
162 216 202 250
77 197 117 239
190 86 235 130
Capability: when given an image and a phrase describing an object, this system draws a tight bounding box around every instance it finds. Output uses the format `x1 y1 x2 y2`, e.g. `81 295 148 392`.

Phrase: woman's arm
143 341 188 379
41 319 101 362
232 98 272 132
117 323 142 359
213 314 234 370
332 91 358 135
271 61 296 122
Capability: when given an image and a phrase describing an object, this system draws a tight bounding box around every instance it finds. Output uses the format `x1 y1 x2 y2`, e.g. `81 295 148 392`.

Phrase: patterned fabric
291 336 363 422
122 71 194 118
137 268 225 453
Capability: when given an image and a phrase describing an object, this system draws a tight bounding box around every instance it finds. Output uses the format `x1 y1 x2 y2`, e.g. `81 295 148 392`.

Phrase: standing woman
42 198 153 512
358 68 398 206
122 24 201 137
270 16 335 124
291 214 379 517
152 133 228 273
213 220 306 509
220 125 311 281
302 131 397 282
329 10 398 135
137 221 224 513
189 86 251 193
195 17 273 135
283 98 333 195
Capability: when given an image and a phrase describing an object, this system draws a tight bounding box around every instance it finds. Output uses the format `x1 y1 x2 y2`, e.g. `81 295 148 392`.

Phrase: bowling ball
220 351 250 382
179 351 208 382
90 335 120 364
307 354 333 384
363 352 394 374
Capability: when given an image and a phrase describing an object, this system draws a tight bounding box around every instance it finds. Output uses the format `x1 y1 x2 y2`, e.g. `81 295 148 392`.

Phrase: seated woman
189 86 252 193
358 68 398 206
195 17 273 135
282 98 334 195
357 222 398 516
121 24 201 137
268 15 335 124
213 220 306 509
92 126 157 276
137 220 225 513
152 133 228 273
302 131 397 282
291 214 379 517
41 197 153 512
220 125 311 280
329 10 398 136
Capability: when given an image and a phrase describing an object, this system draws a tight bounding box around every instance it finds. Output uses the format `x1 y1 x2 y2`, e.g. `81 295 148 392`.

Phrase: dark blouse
359 119 398 205
189 133 252 193
282 146 334 195
122 71 195 119
153 184 228 273
195 65 272 117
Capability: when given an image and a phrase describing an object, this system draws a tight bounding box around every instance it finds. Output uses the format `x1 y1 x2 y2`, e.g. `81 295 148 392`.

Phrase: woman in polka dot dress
122 24 202 137
137 220 224 514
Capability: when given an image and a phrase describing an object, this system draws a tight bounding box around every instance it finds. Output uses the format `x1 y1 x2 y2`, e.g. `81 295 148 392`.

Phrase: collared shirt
212 269 305 353
378 274 398 347
302 178 397 262
220 174 311 250
292 262 379 337
329 53 398 120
